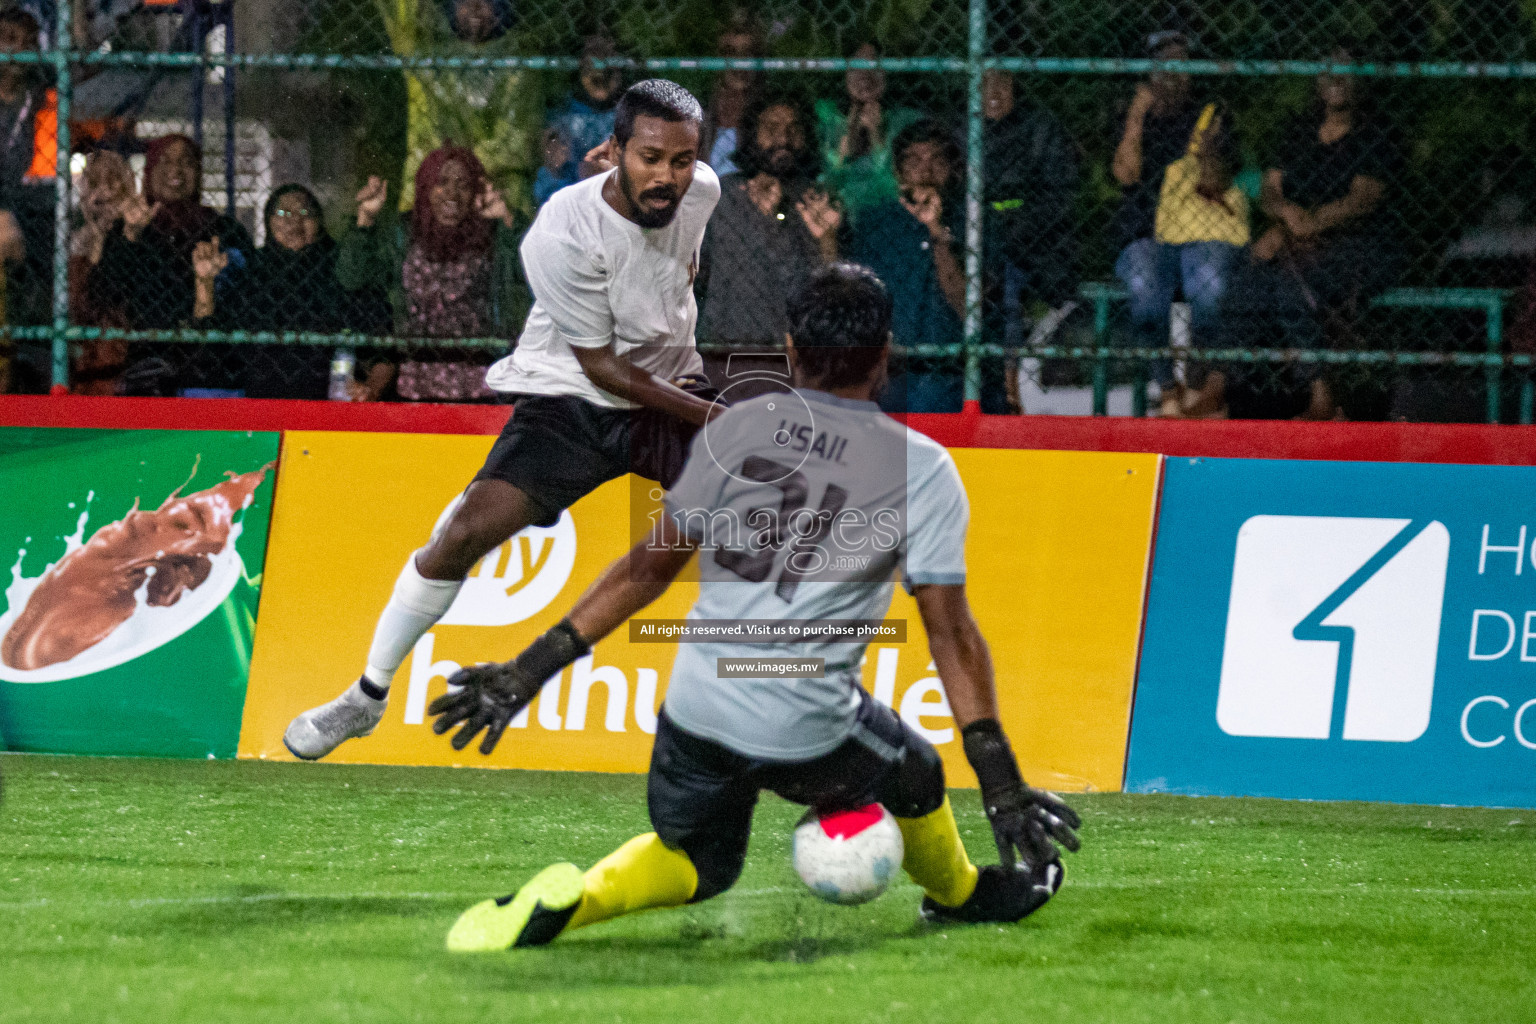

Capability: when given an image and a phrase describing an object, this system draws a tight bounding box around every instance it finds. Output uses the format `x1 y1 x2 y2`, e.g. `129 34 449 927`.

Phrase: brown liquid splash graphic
1 464 273 671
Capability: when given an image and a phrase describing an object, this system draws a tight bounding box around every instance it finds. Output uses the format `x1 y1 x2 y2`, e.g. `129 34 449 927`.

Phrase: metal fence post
224 1 237 219
1091 294 1109 415
1486 295 1504 425
49 0 72 393
962 0 985 409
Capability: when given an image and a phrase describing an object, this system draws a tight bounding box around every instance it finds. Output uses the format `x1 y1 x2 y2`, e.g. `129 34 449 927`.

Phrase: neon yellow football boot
446 862 585 952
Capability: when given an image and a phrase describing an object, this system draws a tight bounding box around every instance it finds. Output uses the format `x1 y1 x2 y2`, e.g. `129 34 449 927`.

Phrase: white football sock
363 552 463 690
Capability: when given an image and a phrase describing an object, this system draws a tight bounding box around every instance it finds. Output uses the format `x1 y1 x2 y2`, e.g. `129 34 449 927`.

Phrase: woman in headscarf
191 183 391 399
336 144 526 402
91 133 252 329
68 150 133 394
88 134 252 395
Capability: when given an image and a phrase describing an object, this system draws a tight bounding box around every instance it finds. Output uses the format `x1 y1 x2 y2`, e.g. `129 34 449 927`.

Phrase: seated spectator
0 206 24 393
541 32 624 196
699 11 763 178
68 149 131 395
848 119 966 412
0 5 58 393
337 145 526 402
1209 48 1403 420
815 41 920 226
91 133 252 330
982 68 1080 412
191 184 391 400
698 92 841 348
88 134 252 395
0 7 55 303
1109 30 1243 417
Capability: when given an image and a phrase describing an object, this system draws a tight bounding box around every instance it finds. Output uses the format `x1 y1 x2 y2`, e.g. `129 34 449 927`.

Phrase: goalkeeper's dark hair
787 263 892 389
614 79 703 147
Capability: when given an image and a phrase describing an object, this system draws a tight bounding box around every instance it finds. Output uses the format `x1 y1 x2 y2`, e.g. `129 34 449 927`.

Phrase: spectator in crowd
337 145 526 402
0 206 24 393
88 132 253 396
68 149 131 395
697 92 841 348
539 32 624 201
1209 48 1403 420
91 133 251 330
849 118 966 412
534 125 577 207
85 134 252 395
982 68 1080 412
1110 30 1243 416
191 184 391 400
698 11 763 178
443 0 510 41
383 0 539 214
0 5 57 347
816 41 920 225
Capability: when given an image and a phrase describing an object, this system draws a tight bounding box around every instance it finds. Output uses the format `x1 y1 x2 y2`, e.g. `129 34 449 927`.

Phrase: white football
792 803 904 905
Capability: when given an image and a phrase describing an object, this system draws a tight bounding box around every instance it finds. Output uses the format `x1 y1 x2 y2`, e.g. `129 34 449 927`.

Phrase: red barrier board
3 394 1536 464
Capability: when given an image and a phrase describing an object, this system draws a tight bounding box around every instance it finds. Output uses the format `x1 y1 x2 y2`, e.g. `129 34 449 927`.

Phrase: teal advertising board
0 428 279 757
1129 456 1536 808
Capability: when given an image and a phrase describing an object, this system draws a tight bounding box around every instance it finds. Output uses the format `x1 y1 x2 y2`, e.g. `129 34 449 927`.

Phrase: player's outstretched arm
428 517 698 755
571 343 721 427
914 583 1082 869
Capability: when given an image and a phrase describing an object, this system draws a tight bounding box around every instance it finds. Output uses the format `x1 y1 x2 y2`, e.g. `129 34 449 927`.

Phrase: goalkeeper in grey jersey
428 263 1081 952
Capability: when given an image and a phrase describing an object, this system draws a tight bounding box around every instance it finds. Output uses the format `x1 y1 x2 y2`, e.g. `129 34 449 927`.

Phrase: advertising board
241 431 1159 792
1129 456 1536 807
0 427 279 757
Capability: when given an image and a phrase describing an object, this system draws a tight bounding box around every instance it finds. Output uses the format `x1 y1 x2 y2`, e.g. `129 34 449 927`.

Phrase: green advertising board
0 428 280 758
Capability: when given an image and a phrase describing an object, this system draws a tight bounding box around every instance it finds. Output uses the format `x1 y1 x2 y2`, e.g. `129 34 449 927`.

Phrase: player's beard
618 162 682 228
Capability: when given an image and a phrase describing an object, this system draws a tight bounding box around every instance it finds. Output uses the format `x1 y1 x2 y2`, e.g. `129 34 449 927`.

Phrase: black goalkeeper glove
962 718 1082 870
427 619 590 755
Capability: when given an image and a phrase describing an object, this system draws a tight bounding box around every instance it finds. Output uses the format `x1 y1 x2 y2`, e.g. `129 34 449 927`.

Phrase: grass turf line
1 754 1533 1024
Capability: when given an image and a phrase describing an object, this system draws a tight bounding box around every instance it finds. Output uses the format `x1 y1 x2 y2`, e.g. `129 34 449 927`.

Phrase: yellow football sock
896 797 979 909
566 832 699 931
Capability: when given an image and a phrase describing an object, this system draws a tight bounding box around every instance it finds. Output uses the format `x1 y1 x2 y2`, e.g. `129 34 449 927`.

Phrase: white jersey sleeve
519 229 612 349
902 443 969 591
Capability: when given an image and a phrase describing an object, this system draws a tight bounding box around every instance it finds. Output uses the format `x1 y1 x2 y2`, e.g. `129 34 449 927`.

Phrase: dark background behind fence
2 0 1536 421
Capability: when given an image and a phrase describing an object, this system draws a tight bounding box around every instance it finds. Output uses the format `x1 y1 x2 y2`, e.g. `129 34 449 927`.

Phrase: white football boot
283 681 387 760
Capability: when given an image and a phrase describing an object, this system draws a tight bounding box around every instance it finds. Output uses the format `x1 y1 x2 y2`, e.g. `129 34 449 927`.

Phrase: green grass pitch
2 754 1533 1024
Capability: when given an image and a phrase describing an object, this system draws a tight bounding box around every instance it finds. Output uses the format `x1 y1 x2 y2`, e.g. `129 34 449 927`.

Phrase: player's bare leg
283 479 543 760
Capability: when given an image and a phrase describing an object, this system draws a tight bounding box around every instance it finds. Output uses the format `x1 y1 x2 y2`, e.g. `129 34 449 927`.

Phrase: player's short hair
787 263 892 389
614 79 704 148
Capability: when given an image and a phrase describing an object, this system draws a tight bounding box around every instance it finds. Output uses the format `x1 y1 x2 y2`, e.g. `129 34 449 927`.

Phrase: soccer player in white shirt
284 80 726 760
427 264 1082 950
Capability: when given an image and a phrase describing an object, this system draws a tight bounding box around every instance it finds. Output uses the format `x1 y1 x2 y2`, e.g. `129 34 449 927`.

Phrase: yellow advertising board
240 431 1159 792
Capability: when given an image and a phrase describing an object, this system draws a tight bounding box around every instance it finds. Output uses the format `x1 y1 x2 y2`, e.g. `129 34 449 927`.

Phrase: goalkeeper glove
962 718 1082 870
428 619 590 755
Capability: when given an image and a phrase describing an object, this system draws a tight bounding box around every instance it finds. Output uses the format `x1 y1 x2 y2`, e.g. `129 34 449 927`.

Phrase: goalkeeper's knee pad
680 835 748 903
879 733 947 819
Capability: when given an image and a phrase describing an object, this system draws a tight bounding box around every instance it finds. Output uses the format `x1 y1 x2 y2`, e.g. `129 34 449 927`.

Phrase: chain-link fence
2 0 1536 420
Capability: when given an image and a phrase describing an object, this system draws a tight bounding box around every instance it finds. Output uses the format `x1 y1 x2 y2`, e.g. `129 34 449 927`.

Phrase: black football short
473 383 714 528
646 687 947 901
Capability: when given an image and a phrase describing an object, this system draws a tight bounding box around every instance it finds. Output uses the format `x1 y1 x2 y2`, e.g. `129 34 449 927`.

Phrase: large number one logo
1216 516 1449 742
